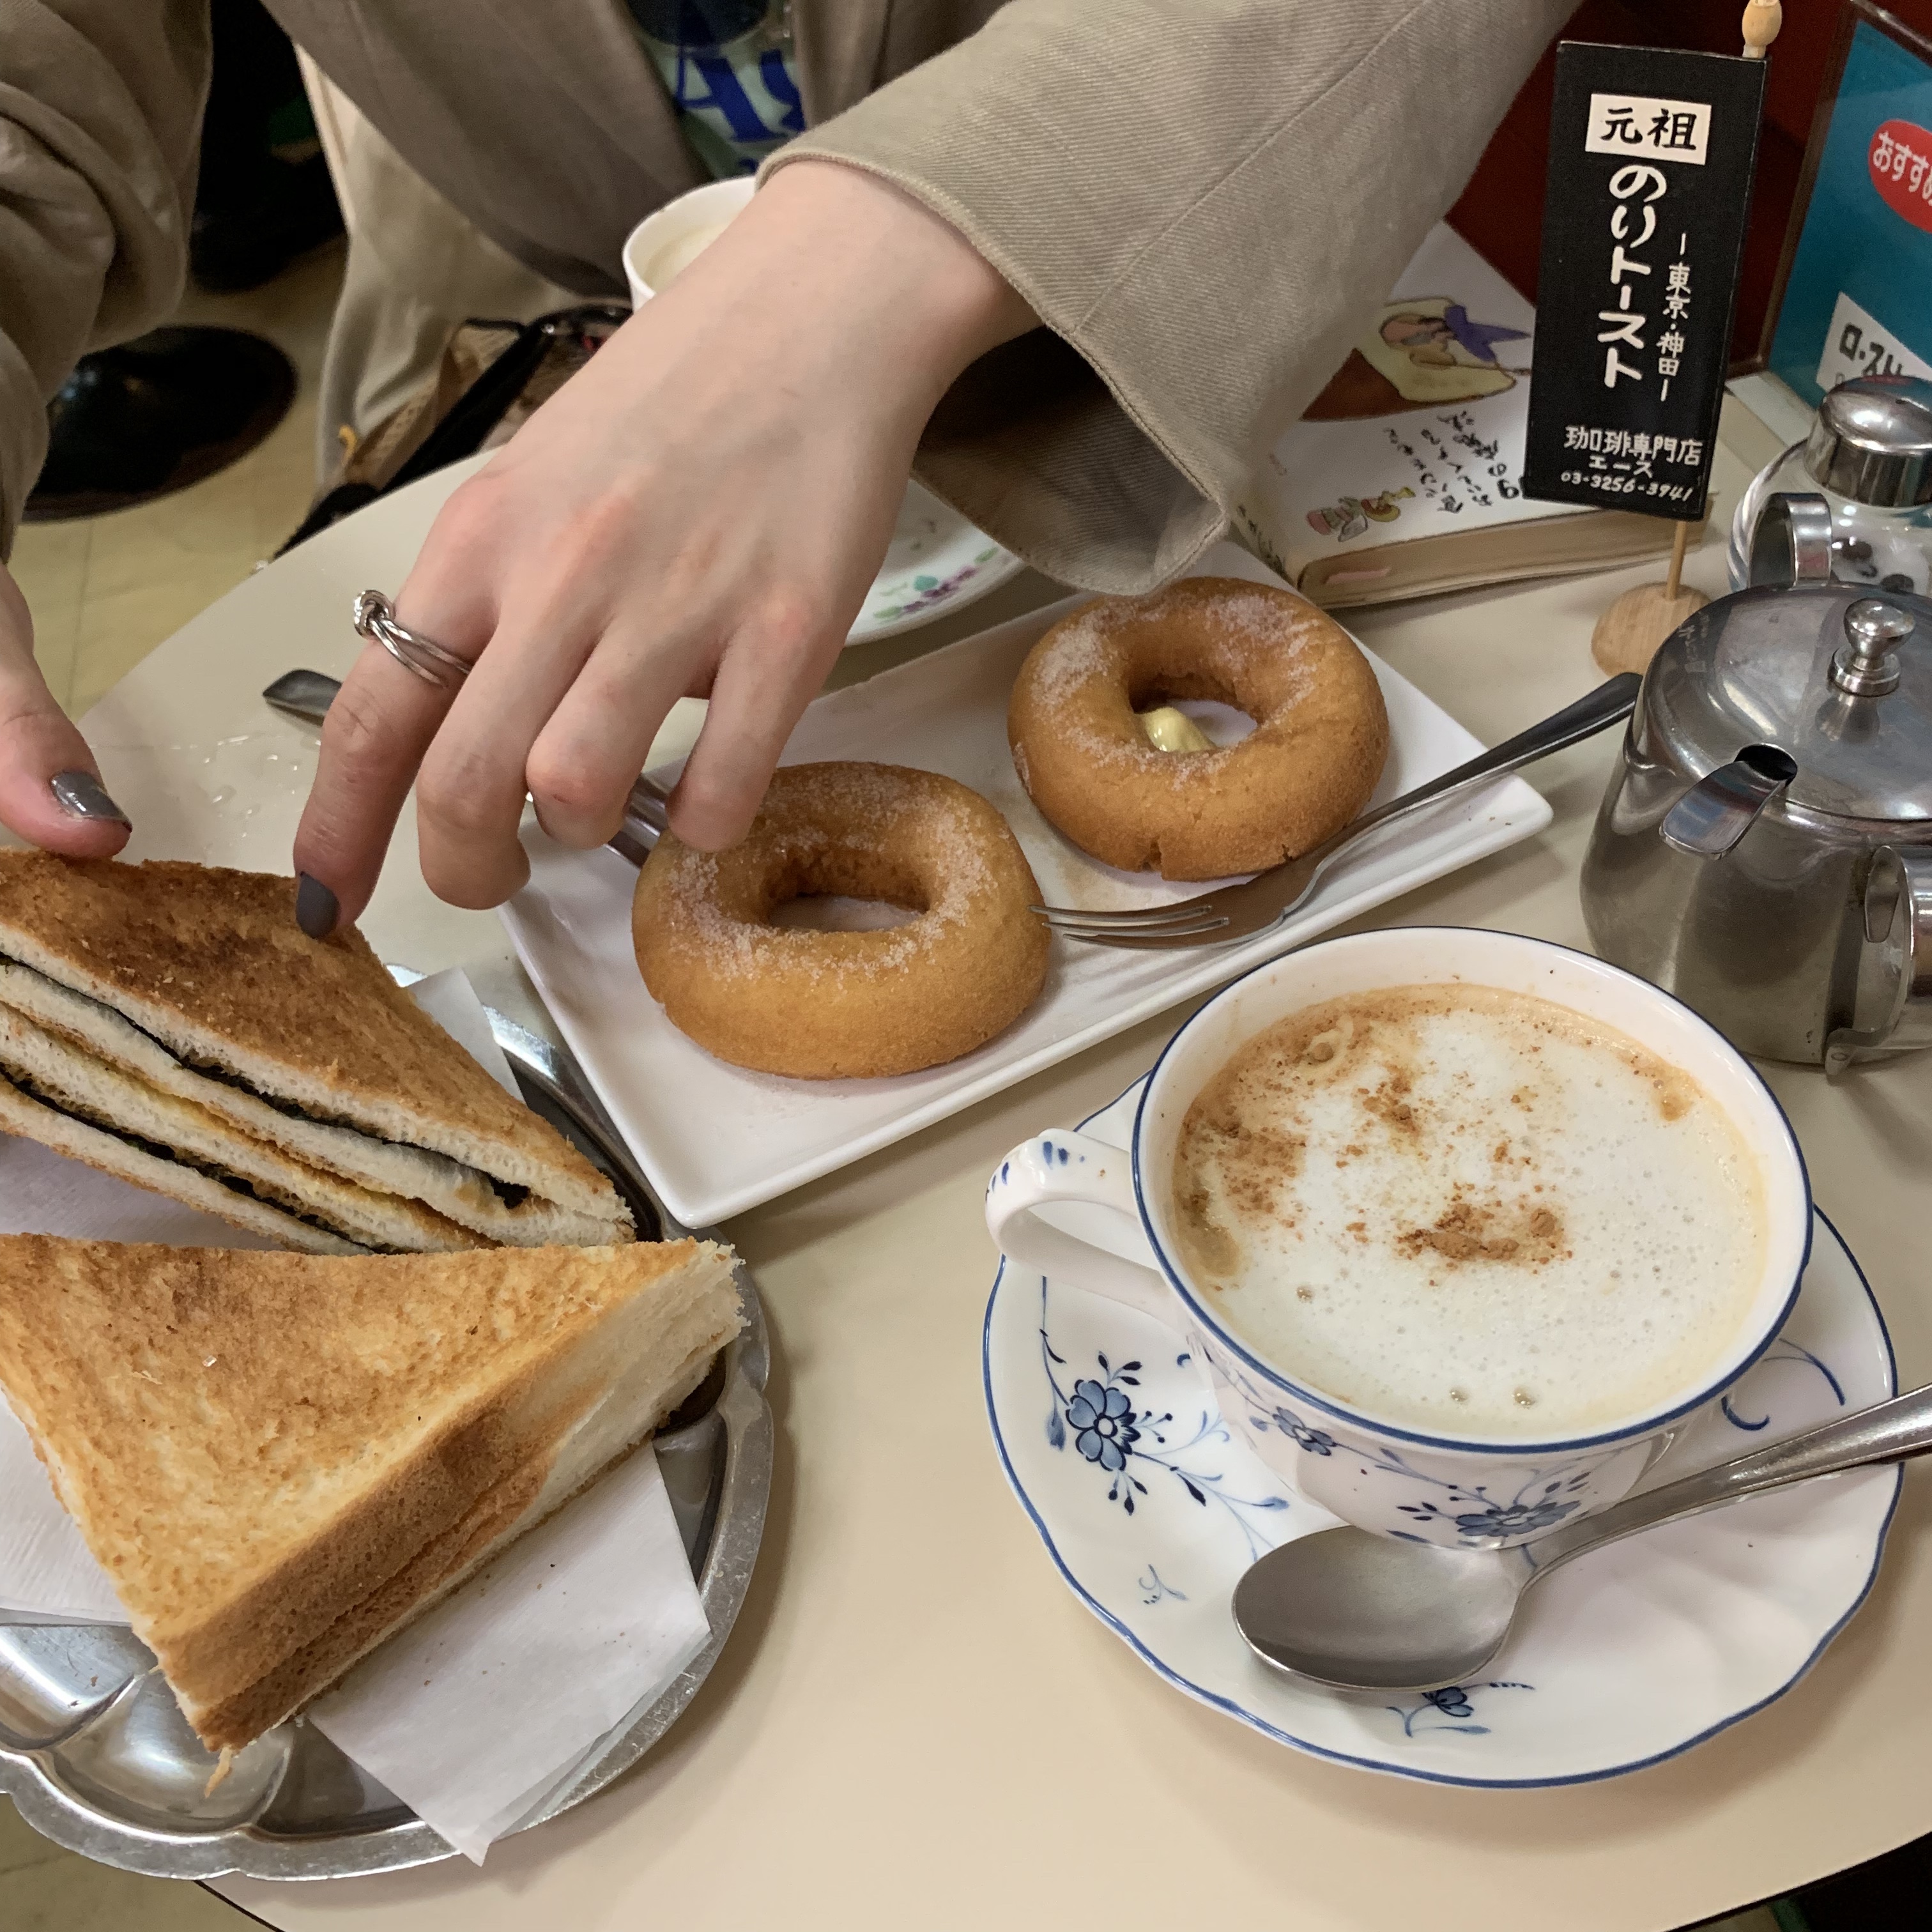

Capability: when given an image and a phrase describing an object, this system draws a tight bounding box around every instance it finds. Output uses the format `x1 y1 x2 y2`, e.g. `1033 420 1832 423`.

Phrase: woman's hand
0 559 132 856
290 161 1034 935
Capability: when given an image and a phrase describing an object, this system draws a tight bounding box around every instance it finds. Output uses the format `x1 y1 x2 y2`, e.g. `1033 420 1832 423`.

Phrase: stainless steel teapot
1580 544 1932 1073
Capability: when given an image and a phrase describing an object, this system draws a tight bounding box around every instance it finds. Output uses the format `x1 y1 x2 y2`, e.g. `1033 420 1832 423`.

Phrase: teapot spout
1660 745 1800 859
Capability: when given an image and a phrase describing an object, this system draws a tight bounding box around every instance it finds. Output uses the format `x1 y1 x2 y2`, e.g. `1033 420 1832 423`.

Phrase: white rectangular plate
500 546 1551 1226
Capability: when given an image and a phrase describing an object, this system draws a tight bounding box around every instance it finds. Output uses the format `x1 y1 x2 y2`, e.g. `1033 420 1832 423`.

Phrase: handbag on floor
279 303 629 554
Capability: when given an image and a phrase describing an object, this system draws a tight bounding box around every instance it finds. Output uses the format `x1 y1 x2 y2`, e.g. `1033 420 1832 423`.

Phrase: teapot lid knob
1832 597 1915 697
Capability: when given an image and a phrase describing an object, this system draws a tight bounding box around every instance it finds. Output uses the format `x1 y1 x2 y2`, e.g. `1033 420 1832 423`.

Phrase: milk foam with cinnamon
1171 985 1768 1438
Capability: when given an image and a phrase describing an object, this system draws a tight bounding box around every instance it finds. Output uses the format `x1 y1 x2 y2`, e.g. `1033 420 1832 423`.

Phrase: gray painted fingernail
50 770 131 826
295 873 340 939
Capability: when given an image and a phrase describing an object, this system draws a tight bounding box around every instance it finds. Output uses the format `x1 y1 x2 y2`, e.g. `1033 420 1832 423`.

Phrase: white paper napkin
0 969 710 1862
308 1444 707 1859
406 967 523 1098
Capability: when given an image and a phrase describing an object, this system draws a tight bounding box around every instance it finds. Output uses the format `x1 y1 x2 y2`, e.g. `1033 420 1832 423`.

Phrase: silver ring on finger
352 589 473 690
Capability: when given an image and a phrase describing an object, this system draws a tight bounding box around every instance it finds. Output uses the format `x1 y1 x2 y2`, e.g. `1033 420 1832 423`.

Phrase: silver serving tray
0 993 774 1880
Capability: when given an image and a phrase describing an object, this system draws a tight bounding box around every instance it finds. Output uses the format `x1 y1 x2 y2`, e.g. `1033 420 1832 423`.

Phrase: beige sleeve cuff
0 0 206 551
0 339 49 562
769 0 1569 593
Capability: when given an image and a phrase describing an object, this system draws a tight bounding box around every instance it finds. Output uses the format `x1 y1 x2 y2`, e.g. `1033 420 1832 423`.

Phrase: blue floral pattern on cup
1400 1492 1585 1542
1039 1287 1291 1557
1207 1344 1637 1551
1275 1412 1337 1457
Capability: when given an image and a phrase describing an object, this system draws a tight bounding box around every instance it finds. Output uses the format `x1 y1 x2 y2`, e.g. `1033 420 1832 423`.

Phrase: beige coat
0 1 1570 586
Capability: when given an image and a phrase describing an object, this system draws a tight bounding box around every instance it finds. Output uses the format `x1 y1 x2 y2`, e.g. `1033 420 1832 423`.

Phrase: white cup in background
622 177 758 307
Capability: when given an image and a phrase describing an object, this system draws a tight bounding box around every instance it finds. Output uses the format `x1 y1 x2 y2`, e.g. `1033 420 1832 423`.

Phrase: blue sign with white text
1768 19 1932 404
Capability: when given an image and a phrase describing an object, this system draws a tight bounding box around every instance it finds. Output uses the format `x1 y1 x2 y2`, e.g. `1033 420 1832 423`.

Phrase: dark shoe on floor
190 0 343 293
191 150 343 294
22 327 296 522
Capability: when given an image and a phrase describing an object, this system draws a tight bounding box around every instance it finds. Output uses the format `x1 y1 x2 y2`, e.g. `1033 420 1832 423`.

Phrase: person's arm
769 0 1575 592
293 0 1567 931
291 160 1034 929
0 0 210 855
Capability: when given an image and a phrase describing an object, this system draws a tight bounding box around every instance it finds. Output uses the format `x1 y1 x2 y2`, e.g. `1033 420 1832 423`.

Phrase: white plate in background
850 482 1026 643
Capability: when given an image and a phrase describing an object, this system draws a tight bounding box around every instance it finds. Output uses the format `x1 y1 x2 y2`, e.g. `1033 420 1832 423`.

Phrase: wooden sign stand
1590 519 1706 674
1590 1 1786 676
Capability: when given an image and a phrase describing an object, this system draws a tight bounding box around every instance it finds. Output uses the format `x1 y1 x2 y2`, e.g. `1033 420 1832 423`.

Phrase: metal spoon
1233 1381 1932 1694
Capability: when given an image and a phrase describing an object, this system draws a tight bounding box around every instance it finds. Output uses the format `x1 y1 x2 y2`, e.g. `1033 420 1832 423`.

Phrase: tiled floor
10 240 344 724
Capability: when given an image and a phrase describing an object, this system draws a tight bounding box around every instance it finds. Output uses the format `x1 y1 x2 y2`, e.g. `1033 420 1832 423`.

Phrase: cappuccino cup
985 928 1811 1549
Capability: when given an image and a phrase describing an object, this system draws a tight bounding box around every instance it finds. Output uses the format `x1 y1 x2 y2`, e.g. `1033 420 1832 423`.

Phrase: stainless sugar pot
1580 574 1932 1072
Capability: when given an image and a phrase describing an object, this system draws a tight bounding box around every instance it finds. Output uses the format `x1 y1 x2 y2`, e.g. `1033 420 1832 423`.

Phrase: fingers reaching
291 487 509 930
669 598 850 850
413 601 609 907
523 614 721 852
292 643 461 932
283 157 994 916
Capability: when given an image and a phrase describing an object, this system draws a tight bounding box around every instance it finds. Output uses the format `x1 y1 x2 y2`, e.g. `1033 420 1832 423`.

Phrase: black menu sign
1521 43 1767 523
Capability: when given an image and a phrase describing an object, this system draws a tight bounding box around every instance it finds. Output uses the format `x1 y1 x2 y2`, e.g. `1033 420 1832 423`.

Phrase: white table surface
55 440 1931 1930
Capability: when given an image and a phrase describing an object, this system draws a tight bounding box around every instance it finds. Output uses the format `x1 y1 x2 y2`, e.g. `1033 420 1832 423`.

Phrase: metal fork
1035 672 1641 949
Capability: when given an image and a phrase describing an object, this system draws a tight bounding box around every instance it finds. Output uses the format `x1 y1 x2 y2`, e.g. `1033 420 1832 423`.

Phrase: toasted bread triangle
0 852 627 1232
0 1234 741 1749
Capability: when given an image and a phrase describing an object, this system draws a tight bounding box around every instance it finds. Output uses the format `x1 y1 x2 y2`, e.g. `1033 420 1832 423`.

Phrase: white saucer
850 481 1025 644
983 1077 1900 1788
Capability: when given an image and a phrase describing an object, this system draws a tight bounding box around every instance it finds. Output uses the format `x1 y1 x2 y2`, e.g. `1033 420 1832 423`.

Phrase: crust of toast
195 1335 720 1749
0 1235 741 1748
0 853 625 1225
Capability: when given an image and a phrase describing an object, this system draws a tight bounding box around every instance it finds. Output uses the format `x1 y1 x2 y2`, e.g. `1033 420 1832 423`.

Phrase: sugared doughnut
1007 576 1390 880
632 762 1049 1080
